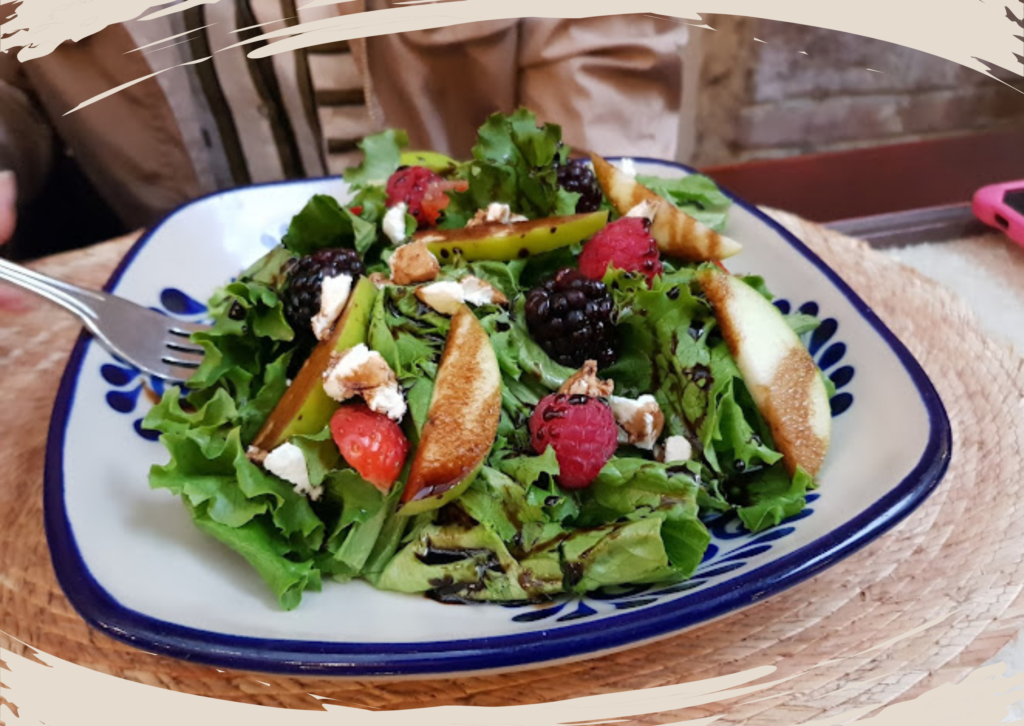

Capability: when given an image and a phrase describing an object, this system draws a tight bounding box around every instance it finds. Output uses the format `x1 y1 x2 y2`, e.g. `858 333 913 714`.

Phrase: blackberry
556 158 603 213
282 248 365 334
525 268 617 368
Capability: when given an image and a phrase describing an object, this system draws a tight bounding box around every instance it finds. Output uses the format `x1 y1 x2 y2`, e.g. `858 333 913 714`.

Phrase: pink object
0 285 33 313
972 181 1024 247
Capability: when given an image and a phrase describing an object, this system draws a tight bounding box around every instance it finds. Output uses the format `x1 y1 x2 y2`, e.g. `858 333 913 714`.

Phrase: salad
144 109 834 610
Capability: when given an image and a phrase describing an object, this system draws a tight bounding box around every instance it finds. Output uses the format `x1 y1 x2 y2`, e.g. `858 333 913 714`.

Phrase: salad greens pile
144 108 828 610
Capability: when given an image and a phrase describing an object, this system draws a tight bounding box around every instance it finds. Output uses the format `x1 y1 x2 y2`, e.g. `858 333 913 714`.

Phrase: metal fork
0 257 208 384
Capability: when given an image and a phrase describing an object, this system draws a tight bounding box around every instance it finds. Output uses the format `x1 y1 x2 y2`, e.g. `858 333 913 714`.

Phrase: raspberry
282 248 365 335
529 393 618 489
386 166 467 228
524 269 617 369
579 217 663 285
556 158 603 213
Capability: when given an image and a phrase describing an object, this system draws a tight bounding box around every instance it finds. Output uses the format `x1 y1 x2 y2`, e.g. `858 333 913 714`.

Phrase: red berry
529 393 618 490
385 166 467 228
330 403 409 492
579 217 663 286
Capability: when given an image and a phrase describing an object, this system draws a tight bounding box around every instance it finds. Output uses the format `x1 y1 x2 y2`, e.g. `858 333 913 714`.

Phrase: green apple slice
250 276 377 453
697 267 830 476
399 150 459 175
414 210 608 262
590 153 742 262
399 304 502 515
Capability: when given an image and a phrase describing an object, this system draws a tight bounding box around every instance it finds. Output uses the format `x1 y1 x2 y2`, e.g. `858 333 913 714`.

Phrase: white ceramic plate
45 160 951 676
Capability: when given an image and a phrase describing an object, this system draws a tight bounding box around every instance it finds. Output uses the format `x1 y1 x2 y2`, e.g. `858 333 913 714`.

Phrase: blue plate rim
43 158 952 676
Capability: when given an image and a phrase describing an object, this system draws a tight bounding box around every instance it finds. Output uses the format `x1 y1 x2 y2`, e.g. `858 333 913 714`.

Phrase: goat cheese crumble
263 442 322 501
310 273 353 341
383 203 409 245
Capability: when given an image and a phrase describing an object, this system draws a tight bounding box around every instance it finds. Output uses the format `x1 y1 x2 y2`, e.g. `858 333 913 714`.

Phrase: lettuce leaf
343 129 409 187
318 470 394 581
144 388 328 607
143 252 335 609
600 265 820 531
635 174 732 232
367 287 449 383
443 109 571 226
190 503 321 611
281 194 377 256
732 465 816 533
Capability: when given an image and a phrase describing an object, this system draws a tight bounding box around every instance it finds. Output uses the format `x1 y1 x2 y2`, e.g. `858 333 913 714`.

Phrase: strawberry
330 403 409 491
386 166 468 228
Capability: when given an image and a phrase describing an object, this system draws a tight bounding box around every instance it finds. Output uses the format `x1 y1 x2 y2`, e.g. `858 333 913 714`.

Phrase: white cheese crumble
416 281 465 315
609 394 664 450
322 343 407 421
660 435 693 463
460 275 502 306
466 203 529 227
366 384 407 422
310 273 352 341
415 276 507 315
383 203 409 245
615 157 638 178
485 202 513 224
263 442 322 501
327 342 373 381
625 199 659 221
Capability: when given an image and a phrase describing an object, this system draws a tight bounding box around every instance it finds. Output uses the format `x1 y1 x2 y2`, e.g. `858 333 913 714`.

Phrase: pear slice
399 150 459 175
399 304 502 515
414 210 608 262
697 267 831 476
590 154 742 262
250 276 377 453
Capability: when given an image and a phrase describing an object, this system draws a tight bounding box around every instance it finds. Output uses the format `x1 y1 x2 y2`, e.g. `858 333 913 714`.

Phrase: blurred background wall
6 15 1024 260
687 16 1024 167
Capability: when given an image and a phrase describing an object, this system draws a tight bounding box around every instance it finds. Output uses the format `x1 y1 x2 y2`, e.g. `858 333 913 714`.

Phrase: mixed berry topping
330 403 410 491
385 166 467 228
579 216 663 285
529 393 619 489
525 268 617 369
556 158 603 213
282 248 365 334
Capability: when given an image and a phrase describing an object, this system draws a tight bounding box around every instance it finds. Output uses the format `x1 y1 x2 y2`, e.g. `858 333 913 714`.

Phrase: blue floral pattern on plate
100 287 209 440
774 298 854 416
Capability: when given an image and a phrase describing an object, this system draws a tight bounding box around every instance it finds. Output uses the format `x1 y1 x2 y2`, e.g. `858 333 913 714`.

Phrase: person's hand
0 170 32 312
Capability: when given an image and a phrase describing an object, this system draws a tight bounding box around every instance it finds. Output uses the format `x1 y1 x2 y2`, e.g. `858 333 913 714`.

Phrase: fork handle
0 256 107 330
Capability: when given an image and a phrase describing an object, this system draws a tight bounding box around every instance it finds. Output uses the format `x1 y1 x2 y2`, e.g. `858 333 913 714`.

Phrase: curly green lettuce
143 108 829 611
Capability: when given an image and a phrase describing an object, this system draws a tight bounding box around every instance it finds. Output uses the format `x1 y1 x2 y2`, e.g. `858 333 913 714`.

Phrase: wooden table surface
2 215 1023 725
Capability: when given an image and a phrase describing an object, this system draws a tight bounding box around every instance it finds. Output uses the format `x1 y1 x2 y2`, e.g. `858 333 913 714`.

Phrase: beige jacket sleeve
363 19 522 160
517 16 686 160
362 14 687 160
15 26 202 230
0 52 56 208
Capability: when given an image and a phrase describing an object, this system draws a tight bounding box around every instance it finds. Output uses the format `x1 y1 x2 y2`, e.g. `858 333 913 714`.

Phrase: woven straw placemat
1 214 1022 724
